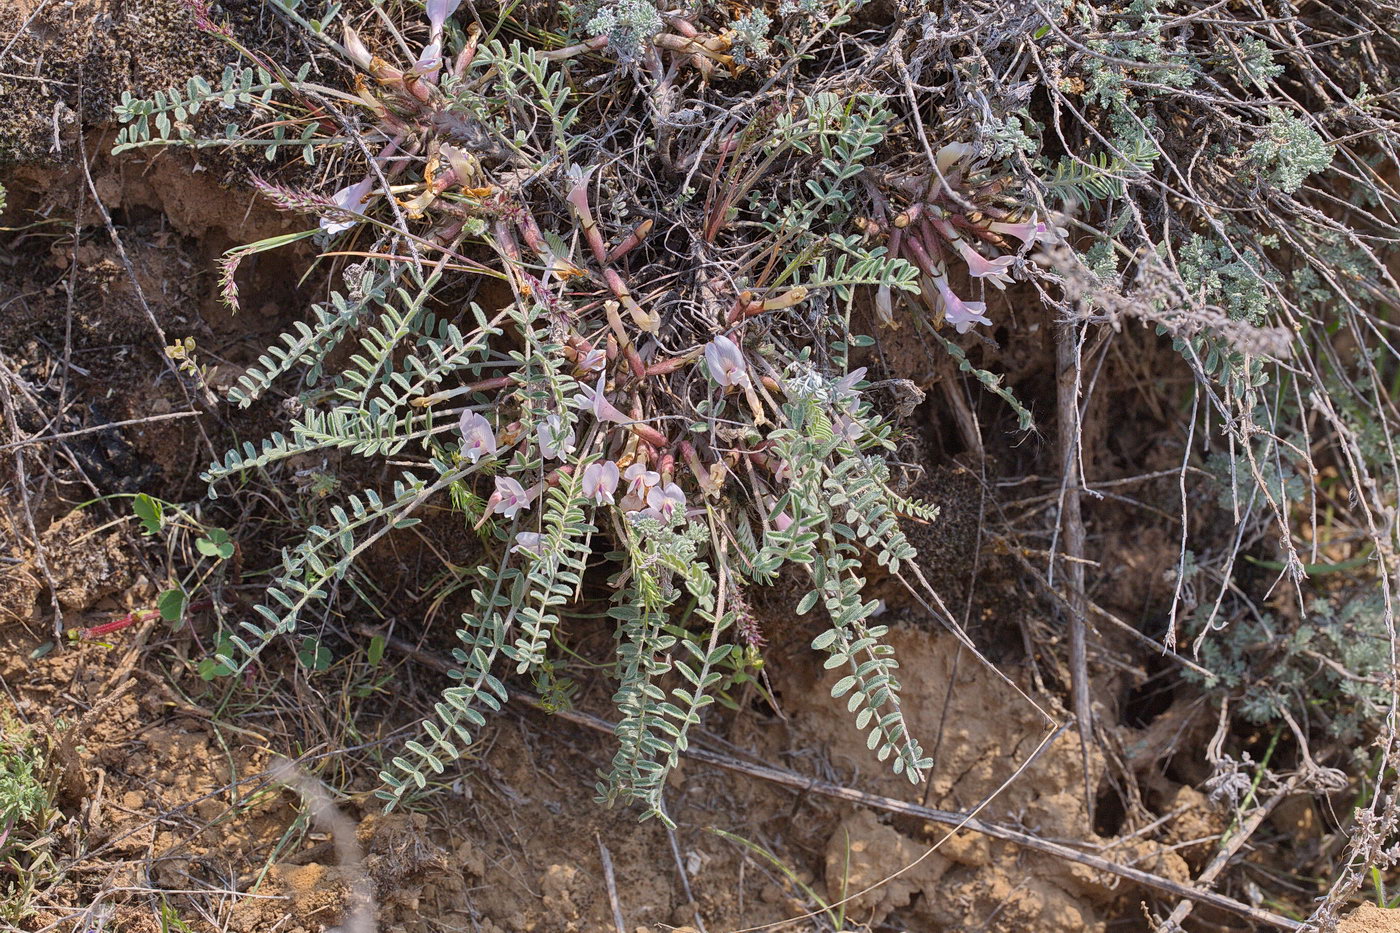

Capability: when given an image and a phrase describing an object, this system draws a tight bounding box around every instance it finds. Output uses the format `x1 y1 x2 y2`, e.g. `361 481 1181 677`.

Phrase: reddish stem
516 210 550 259
642 351 700 377
79 598 213 640
663 14 699 37
901 228 940 278
893 202 923 228
604 301 647 378
656 449 676 482
726 291 764 324
82 611 149 639
910 217 943 265
451 24 482 78
538 35 609 61
471 375 514 393
566 180 609 264
605 218 654 264
630 420 668 448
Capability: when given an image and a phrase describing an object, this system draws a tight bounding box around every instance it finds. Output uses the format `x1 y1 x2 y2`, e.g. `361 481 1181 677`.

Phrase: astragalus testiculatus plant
114 9 1400 914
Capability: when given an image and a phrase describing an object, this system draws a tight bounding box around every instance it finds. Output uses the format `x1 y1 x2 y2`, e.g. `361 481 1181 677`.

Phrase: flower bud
343 25 373 70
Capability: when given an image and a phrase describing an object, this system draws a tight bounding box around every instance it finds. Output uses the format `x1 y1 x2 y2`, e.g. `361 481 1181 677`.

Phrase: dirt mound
784 625 1200 932
1343 905 1400 933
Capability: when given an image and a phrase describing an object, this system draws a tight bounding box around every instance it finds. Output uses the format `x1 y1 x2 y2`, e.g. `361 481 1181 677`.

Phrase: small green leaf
199 638 236 680
368 634 386 666
158 588 186 622
298 636 332 671
831 674 858 698
196 527 235 559
132 494 163 535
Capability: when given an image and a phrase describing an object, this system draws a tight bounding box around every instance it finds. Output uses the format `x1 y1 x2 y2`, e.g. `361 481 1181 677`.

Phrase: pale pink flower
577 348 607 373
439 143 476 188
564 165 594 217
761 495 795 532
513 532 545 556
582 460 620 504
571 372 629 424
935 142 972 174
322 177 375 234
342 25 373 70
988 213 1041 245
458 410 498 462
536 414 576 460
703 334 750 388
623 462 659 499
827 368 865 434
832 367 867 400
932 276 992 334
988 213 1068 250
492 476 536 518
643 482 686 523
414 39 443 81
765 498 794 532
682 443 725 497
954 240 1015 288
874 282 895 326
426 0 461 35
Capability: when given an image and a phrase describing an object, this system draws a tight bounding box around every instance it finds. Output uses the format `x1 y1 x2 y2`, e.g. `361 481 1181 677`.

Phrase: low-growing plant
113 0 1046 822
0 716 57 924
1190 589 1393 753
113 9 1400 918
0 719 46 838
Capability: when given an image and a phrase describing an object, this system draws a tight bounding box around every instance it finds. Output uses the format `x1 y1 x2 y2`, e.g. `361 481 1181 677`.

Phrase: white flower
513 532 545 555
834 413 863 442
642 482 686 523
623 462 659 499
936 142 972 174
582 460 620 504
571 372 629 424
413 39 442 81
704 334 750 388
832 367 867 400
322 177 375 234
425 0 461 35
342 25 373 70
458 410 498 463
578 348 607 373
492 476 536 518
536 414 576 460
